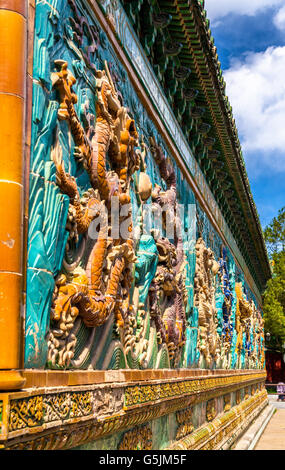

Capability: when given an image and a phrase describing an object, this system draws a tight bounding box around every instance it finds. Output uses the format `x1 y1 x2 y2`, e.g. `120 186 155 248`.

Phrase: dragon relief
218 248 234 356
47 60 139 367
234 282 264 368
255 308 265 368
234 282 252 364
194 238 220 367
248 301 264 368
147 138 187 366
44 59 262 372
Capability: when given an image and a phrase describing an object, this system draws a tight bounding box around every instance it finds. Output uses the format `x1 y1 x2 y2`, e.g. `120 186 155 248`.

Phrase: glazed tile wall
24 0 265 373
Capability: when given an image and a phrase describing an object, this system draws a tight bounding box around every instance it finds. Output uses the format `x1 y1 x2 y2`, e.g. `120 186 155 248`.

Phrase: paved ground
254 396 285 450
268 394 285 409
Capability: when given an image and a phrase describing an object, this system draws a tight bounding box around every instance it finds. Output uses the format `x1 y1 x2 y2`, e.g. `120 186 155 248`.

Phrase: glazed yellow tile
0 272 22 369
0 10 26 97
0 94 24 184
0 181 22 274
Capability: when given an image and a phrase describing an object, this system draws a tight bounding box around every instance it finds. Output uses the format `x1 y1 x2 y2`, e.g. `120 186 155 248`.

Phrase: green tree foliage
264 206 285 256
263 207 285 350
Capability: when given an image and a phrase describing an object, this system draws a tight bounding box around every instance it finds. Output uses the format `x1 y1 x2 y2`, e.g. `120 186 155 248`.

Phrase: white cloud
224 46 285 172
205 0 284 21
274 5 285 30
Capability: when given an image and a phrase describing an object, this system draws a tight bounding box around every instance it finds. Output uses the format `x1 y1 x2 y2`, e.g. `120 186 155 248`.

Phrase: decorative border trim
168 389 268 450
124 371 266 409
20 368 266 389
0 371 266 448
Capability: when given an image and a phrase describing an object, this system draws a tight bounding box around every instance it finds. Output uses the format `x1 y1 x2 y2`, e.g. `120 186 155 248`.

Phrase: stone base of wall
0 369 267 450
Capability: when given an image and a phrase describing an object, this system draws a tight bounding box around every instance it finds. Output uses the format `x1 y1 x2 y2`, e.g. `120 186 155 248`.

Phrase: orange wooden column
0 1 27 389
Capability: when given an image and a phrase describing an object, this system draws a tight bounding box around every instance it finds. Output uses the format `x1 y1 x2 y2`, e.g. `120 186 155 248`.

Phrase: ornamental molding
2 387 267 450
123 371 266 409
0 371 266 449
168 389 268 450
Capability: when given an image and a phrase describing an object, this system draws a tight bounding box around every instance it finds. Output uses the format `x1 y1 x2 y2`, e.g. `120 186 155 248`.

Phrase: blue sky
205 0 285 228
